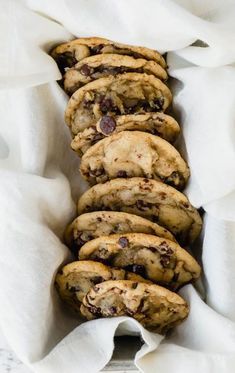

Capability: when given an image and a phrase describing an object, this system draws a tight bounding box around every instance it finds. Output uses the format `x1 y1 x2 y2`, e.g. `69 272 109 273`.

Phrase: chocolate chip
88 305 101 315
70 232 89 256
69 285 81 292
83 99 92 108
91 44 104 54
100 98 114 113
136 200 151 211
148 247 157 253
125 265 146 277
80 64 92 76
158 242 174 255
109 306 117 315
132 282 138 289
56 52 77 73
118 237 129 248
117 170 127 178
97 217 102 222
89 168 104 177
160 254 171 267
91 276 103 285
99 115 116 134
152 97 164 110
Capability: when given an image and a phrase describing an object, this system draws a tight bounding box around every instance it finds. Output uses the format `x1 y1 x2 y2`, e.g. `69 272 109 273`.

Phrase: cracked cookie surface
79 233 201 289
71 112 180 156
64 54 168 95
65 211 176 256
77 177 202 244
51 37 166 74
80 280 189 333
65 73 172 134
80 131 189 189
55 260 148 313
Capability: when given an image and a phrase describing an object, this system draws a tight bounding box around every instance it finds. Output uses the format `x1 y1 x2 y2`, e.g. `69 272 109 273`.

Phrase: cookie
80 280 189 333
80 131 189 189
65 73 172 134
64 54 168 95
79 233 201 289
77 177 202 244
55 260 149 313
71 112 180 155
51 37 166 75
65 211 176 256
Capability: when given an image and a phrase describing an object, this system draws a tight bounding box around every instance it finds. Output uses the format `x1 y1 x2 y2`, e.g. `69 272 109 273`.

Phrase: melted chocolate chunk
136 200 151 211
100 98 114 113
109 306 117 315
117 170 127 178
158 242 173 254
91 276 103 285
91 44 104 54
160 254 171 267
83 99 93 108
69 285 81 292
148 246 157 253
56 52 77 74
80 64 93 76
89 168 104 177
99 115 116 135
88 305 101 315
70 232 90 256
152 97 164 110
165 171 185 188
125 265 146 277
118 237 129 248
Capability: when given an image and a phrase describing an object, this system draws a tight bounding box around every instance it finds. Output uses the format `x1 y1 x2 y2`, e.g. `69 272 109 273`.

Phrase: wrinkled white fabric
0 0 235 372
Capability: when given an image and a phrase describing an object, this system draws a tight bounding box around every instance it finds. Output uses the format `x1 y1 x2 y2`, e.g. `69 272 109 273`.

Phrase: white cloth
0 0 235 372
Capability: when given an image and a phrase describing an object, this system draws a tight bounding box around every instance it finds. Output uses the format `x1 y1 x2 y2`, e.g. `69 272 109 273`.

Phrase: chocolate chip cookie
55 260 149 313
71 112 180 156
51 37 166 75
80 131 189 189
80 280 189 333
65 73 172 134
65 211 176 256
77 177 202 244
79 233 201 289
64 54 168 95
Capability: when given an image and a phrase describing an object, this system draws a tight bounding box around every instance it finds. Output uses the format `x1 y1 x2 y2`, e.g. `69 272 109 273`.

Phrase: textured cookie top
77 177 202 244
55 260 148 312
65 210 176 255
79 233 201 289
80 131 189 189
65 73 172 133
80 280 189 334
64 54 167 95
71 112 180 156
51 37 167 74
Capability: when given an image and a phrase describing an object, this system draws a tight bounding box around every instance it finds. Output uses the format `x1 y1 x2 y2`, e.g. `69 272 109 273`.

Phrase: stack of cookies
51 37 202 334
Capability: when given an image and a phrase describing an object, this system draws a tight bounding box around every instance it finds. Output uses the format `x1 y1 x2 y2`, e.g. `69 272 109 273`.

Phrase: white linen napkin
0 0 235 372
